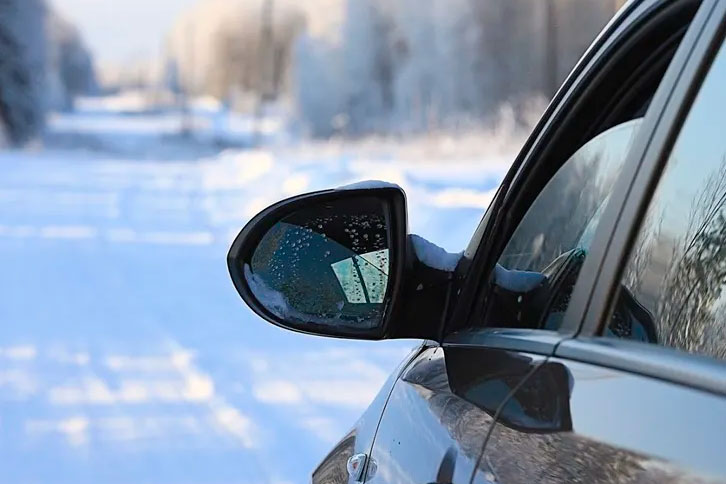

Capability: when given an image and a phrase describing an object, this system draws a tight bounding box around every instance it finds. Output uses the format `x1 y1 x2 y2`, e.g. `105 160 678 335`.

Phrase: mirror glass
244 196 391 331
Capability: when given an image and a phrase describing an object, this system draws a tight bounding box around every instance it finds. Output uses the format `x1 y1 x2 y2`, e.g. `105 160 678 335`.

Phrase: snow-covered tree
0 0 48 145
293 34 344 137
167 0 305 104
165 0 618 138
295 0 617 138
47 11 96 111
163 59 182 95
338 0 386 134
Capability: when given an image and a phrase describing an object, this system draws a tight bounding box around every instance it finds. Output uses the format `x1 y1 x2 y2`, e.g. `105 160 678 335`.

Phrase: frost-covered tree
163 59 182 95
167 0 305 104
296 0 617 138
339 0 551 134
169 0 618 137
338 0 380 134
47 11 96 111
386 0 486 131
293 34 344 137
0 0 48 145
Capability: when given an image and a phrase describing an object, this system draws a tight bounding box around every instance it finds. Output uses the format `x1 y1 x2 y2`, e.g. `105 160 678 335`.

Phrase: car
226 0 726 482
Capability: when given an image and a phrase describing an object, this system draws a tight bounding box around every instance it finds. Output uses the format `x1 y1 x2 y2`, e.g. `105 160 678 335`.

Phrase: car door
362 343 546 484
361 2 705 483
479 1 726 482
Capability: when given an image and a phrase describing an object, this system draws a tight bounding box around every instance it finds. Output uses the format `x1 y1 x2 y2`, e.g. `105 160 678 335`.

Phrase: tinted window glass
610 40 726 359
488 120 640 330
499 119 641 272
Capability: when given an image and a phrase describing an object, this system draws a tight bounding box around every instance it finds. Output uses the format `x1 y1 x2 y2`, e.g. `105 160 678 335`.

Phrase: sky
51 0 200 65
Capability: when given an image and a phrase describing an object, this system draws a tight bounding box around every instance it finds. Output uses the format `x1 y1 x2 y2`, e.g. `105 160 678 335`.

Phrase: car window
485 119 641 331
471 7 702 334
607 39 726 359
498 119 641 272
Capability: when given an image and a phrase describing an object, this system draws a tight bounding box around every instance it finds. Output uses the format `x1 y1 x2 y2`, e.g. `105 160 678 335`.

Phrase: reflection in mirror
244 196 390 331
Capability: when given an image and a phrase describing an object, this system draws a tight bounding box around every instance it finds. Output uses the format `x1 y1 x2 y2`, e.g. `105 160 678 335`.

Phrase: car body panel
482 355 726 483
365 346 546 483
312 343 424 484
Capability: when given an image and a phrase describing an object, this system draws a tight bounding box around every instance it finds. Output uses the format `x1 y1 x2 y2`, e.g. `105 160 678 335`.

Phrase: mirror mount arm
388 239 456 341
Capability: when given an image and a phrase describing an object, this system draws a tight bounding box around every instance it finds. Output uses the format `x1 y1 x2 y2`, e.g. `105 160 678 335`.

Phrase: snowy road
0 109 511 483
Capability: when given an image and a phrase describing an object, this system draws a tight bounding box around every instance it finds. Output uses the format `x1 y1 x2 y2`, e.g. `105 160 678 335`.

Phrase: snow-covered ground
0 102 517 483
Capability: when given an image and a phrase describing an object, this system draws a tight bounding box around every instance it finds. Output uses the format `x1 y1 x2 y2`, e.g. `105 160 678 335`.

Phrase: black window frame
557 0 726 397
444 0 707 358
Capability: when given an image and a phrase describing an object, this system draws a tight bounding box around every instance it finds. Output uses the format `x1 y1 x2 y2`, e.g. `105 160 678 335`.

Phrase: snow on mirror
245 197 390 331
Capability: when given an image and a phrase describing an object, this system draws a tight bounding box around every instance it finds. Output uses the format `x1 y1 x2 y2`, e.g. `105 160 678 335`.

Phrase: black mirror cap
226 184 408 340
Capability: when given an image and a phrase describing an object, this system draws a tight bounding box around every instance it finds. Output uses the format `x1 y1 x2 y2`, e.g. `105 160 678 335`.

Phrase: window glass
489 119 642 330
609 40 726 359
499 120 641 272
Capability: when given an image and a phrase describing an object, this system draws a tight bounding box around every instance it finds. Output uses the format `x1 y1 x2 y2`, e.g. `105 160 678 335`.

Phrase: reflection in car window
488 119 641 330
610 41 726 360
499 119 641 273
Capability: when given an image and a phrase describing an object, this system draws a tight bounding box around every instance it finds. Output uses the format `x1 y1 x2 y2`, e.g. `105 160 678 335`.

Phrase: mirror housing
227 184 409 340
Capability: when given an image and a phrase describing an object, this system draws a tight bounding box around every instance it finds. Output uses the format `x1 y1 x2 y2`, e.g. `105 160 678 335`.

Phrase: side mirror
227 185 407 339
